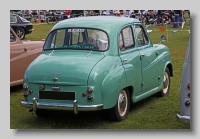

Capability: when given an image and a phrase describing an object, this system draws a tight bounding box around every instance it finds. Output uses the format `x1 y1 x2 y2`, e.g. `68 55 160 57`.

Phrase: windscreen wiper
49 50 54 55
87 50 92 57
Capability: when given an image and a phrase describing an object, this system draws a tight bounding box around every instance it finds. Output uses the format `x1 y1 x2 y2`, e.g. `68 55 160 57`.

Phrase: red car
10 27 44 86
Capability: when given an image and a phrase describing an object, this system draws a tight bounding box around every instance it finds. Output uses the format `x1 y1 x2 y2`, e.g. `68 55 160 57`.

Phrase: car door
10 29 28 83
119 25 142 95
134 24 159 93
24 42 43 67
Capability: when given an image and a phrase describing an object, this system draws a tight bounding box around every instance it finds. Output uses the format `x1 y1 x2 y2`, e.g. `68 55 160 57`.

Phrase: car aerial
176 38 190 121
10 27 44 87
10 13 34 40
20 16 173 121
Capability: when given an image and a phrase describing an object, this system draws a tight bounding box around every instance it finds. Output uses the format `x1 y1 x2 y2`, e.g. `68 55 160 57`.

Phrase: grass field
10 15 191 129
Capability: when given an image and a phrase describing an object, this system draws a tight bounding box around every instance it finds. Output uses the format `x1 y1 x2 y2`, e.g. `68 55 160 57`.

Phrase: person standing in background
173 10 183 28
156 10 164 26
64 10 74 18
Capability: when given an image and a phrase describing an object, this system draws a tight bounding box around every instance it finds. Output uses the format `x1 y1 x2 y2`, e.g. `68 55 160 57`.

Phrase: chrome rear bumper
20 97 103 114
176 114 190 120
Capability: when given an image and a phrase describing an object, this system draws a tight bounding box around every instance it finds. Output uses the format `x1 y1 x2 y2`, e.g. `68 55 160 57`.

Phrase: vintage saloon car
10 27 44 87
20 16 173 121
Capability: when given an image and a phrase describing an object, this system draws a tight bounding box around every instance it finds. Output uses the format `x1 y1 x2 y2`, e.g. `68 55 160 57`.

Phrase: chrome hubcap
118 90 128 116
163 72 169 93
119 95 126 111
17 30 24 39
163 76 168 88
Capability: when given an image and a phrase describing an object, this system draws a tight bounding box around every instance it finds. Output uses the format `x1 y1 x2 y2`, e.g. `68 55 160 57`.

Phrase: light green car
20 16 173 121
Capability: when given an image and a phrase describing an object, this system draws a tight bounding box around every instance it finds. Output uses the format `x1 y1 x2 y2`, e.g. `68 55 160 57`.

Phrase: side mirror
160 35 167 42
159 35 167 44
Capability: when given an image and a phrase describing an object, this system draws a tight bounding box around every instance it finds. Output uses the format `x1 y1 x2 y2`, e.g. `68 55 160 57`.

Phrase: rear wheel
109 89 130 121
46 17 52 24
16 27 25 40
157 67 170 97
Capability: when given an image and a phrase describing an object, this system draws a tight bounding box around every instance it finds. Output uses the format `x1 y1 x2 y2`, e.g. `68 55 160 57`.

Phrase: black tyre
46 18 51 24
109 89 130 122
157 67 170 97
16 27 25 40
35 109 54 117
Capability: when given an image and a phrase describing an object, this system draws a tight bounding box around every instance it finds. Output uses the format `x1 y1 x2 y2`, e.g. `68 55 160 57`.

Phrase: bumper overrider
176 114 190 120
20 97 103 114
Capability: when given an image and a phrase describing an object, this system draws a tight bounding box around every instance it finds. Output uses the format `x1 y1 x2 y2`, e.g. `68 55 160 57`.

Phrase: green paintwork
22 16 173 111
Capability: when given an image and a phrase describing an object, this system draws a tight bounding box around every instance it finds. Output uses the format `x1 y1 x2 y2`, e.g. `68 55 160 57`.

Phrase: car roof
51 16 140 32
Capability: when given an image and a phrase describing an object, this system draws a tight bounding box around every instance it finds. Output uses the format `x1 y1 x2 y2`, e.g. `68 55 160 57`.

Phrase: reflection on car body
10 13 34 40
10 27 44 87
20 16 173 121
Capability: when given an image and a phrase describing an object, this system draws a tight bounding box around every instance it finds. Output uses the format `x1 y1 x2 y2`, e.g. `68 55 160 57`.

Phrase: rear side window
119 26 134 51
10 15 17 23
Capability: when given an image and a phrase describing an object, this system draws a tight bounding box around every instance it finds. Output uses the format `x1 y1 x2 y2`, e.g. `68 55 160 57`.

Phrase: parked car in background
10 27 44 87
10 13 34 40
20 16 173 121
177 38 190 121
33 11 47 22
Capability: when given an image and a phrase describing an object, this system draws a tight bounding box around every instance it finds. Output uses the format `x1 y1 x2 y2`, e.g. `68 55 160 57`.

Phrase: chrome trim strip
176 114 190 120
52 86 60 91
20 99 103 114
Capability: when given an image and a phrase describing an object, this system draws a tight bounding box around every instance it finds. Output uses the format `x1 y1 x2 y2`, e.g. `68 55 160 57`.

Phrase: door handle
141 54 145 56
122 59 128 62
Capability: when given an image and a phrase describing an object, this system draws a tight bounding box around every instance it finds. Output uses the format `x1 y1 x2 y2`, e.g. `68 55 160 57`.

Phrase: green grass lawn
10 15 190 129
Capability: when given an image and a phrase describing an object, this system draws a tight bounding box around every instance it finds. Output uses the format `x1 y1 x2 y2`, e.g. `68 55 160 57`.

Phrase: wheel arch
125 86 134 103
16 26 26 33
166 62 173 77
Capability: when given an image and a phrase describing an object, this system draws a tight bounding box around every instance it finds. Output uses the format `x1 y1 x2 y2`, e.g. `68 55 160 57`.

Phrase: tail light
187 83 190 98
187 83 190 90
24 93 29 97
81 87 93 99
23 85 28 90
185 100 190 107
87 88 93 94
88 95 93 100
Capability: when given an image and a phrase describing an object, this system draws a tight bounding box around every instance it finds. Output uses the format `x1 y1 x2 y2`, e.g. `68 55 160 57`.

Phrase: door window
135 25 149 47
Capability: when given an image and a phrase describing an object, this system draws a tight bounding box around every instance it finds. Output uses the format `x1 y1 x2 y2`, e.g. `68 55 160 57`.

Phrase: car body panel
21 16 173 115
26 50 104 85
10 27 44 87
177 38 190 120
